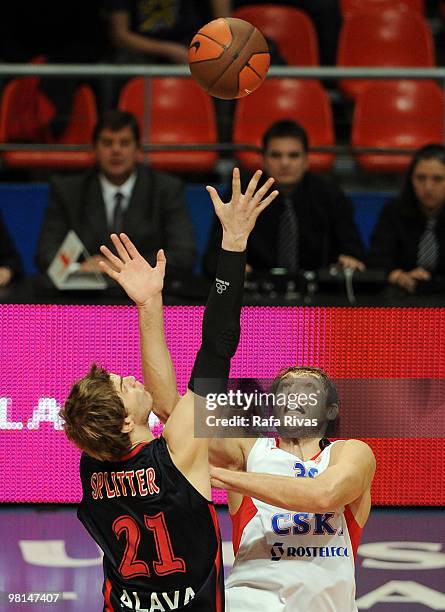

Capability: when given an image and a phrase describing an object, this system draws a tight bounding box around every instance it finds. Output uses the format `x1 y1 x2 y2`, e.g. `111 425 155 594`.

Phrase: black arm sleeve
188 248 246 397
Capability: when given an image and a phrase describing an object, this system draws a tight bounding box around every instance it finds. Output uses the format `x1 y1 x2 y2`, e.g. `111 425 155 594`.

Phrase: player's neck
278 437 323 461
129 423 154 448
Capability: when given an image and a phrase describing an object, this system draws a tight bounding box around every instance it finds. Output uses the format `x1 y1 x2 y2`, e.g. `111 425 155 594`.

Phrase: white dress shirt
99 172 137 229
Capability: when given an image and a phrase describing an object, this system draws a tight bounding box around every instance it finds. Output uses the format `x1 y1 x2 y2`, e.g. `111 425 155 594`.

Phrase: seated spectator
36 110 197 276
108 0 231 64
368 144 445 294
203 120 365 276
0 211 23 287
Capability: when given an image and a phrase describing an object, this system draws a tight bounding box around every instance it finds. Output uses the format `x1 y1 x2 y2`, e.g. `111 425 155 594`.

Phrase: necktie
112 192 124 234
277 196 299 273
417 218 438 271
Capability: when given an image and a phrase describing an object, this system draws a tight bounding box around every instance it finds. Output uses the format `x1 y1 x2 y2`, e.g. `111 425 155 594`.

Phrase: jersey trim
159 436 215 505
103 578 114 611
274 437 330 461
117 441 151 462
230 495 258 556
208 504 223 612
344 504 362 560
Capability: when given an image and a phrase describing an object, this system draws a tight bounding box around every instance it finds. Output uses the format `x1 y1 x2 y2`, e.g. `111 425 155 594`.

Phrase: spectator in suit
0 211 23 286
36 110 196 275
203 120 365 277
368 144 445 294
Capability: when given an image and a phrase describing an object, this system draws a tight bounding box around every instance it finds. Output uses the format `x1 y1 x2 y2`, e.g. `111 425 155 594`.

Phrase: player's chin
276 427 302 440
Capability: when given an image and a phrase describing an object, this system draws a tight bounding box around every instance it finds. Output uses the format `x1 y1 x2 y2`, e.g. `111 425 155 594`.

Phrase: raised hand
98 233 166 306
206 167 279 251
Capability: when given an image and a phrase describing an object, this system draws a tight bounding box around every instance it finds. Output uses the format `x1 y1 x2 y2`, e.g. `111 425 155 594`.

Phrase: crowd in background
1 1 445 300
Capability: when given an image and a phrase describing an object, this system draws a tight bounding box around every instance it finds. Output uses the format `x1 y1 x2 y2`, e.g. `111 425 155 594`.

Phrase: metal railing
0 64 443 157
0 64 444 78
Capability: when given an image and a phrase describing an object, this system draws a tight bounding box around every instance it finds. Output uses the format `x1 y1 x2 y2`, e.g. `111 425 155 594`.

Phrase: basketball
188 17 270 99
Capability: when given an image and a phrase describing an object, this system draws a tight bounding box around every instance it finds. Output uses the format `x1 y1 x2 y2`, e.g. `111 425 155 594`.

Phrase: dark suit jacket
368 197 445 275
203 171 364 276
0 211 23 278
36 165 197 273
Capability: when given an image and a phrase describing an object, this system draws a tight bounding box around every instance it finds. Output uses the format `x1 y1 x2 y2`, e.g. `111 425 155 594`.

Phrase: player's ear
121 415 134 434
326 403 339 422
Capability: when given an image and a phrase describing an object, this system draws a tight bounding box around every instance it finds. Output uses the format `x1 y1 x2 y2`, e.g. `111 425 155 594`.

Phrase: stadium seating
340 0 424 16
232 5 319 65
337 8 434 99
118 77 218 173
233 79 335 172
0 78 96 170
351 80 444 172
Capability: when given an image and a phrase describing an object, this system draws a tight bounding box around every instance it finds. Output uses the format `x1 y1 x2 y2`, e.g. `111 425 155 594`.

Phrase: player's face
110 373 153 424
412 158 445 214
274 374 335 439
94 127 139 185
262 137 309 189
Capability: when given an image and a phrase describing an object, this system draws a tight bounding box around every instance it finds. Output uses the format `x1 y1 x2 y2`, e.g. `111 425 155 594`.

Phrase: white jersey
226 438 362 612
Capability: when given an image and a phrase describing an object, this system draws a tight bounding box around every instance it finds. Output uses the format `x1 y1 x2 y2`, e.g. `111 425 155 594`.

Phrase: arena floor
0 506 443 611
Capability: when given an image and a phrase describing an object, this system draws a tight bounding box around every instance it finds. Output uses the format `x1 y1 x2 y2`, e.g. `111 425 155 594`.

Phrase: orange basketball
188 17 270 99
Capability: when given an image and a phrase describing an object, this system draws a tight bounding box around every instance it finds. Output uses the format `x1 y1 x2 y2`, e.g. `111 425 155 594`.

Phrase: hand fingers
251 176 275 205
244 169 262 201
206 185 223 210
119 233 140 260
98 260 120 282
99 244 124 271
253 190 279 217
402 277 416 292
231 167 241 203
156 249 167 274
411 268 430 280
110 233 130 263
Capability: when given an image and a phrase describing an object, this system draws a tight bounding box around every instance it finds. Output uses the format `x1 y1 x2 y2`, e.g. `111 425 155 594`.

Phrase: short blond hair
60 364 132 461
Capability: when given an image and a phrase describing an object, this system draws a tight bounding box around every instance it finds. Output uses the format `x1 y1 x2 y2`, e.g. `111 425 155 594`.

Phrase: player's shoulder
332 439 376 462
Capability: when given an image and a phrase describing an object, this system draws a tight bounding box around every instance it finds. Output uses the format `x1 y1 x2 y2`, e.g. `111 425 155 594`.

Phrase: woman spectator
369 144 445 294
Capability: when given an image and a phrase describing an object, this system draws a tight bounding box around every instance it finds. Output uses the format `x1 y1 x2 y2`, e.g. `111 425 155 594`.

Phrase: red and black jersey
78 437 224 611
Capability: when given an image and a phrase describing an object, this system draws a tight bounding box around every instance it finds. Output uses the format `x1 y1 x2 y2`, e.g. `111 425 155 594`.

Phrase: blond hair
60 364 132 461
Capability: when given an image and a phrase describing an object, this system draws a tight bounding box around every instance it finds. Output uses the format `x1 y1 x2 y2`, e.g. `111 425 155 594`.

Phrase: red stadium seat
233 79 335 172
352 81 444 172
337 8 434 99
118 77 218 173
0 79 97 169
340 0 424 17
232 5 319 65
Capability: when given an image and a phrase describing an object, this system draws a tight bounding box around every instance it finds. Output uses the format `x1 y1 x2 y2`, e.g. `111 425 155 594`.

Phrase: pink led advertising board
1 304 444 505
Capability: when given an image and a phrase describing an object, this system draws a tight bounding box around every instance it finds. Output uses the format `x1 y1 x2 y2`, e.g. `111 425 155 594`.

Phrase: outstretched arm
98 234 178 423
163 169 278 470
210 440 375 513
